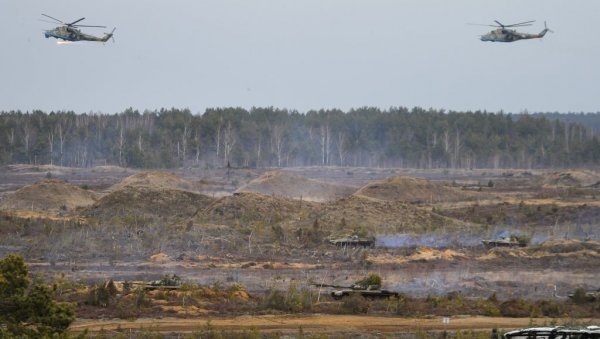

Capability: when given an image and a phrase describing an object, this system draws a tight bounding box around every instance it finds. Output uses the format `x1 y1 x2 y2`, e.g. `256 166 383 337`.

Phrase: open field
1 165 600 335
70 315 594 337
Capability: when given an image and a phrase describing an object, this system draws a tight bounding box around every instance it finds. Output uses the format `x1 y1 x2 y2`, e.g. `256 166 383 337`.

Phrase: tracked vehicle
482 235 528 249
328 235 375 248
316 283 398 300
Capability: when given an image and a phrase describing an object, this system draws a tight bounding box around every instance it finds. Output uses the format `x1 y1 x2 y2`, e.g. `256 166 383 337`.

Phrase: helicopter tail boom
101 28 116 42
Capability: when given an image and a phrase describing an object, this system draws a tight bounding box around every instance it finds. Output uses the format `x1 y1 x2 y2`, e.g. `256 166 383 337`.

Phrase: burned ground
1 165 600 328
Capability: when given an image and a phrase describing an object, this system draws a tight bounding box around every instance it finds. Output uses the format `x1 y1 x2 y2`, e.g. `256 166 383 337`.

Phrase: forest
0 107 599 169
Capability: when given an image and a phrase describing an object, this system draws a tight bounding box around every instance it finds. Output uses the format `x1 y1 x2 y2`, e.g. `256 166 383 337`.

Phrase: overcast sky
1 0 599 114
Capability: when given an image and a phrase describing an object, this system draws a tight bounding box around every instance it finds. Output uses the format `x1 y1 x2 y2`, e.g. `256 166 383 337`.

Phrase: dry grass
0 179 98 212
236 170 357 202
354 175 484 203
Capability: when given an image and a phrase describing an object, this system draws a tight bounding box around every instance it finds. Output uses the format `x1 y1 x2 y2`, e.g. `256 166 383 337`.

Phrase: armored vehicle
568 288 600 302
482 235 528 249
316 283 398 300
329 235 375 248
505 326 600 338
142 274 182 291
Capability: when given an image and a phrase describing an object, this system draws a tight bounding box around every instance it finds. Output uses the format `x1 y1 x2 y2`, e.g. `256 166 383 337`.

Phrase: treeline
529 112 600 134
0 107 599 169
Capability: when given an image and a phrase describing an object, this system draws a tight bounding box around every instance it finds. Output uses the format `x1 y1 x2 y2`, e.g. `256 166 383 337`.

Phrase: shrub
341 293 370 314
499 298 533 317
355 273 382 287
570 288 592 304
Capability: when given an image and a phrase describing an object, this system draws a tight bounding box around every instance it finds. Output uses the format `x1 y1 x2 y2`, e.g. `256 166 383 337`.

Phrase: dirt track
70 315 580 335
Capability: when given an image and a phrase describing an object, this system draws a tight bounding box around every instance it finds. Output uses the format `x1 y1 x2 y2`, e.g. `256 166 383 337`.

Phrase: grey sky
2 0 599 114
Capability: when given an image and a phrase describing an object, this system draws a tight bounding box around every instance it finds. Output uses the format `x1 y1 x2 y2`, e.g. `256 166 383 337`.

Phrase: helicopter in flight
476 20 551 42
41 14 115 43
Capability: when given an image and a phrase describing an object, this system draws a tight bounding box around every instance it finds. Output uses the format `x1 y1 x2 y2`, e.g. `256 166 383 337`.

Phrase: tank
315 283 399 300
568 288 600 301
482 235 528 249
328 235 375 248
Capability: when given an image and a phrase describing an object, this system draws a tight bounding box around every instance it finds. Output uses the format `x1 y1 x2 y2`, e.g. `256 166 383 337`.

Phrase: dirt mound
542 170 600 187
318 196 464 233
0 179 98 212
89 165 134 173
201 192 317 223
81 186 214 221
534 239 600 254
110 171 199 192
3 164 71 174
371 247 466 264
236 170 356 202
150 253 171 262
353 175 474 203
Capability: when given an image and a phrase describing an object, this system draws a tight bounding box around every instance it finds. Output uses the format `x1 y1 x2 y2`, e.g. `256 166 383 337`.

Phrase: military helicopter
476 20 551 42
41 14 115 43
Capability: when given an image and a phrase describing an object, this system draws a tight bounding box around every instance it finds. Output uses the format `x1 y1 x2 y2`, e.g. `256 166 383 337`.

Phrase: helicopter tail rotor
538 21 553 38
102 28 116 43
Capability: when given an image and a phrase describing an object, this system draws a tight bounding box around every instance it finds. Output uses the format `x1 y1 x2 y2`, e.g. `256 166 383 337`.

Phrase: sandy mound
371 247 466 264
89 165 133 173
201 192 317 223
81 186 214 221
353 175 474 203
235 170 356 202
0 179 98 212
542 170 600 187
3 164 71 174
150 253 170 262
318 196 463 233
110 171 199 192
533 239 600 254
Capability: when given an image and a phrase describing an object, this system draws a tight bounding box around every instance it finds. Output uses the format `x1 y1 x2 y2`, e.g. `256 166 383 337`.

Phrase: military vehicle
315 283 399 300
328 235 375 248
41 14 115 43
482 235 528 249
473 20 551 42
125 274 182 291
505 325 600 338
568 288 600 302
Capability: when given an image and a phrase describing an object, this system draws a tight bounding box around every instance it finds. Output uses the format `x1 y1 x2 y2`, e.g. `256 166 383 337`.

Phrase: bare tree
223 121 237 164
57 122 66 166
453 127 462 169
22 123 31 164
194 129 201 165
336 131 347 166
564 122 570 153
214 117 224 160
7 128 15 161
272 124 286 167
118 125 125 166
181 119 190 163
320 123 330 165
47 129 54 166
255 133 262 168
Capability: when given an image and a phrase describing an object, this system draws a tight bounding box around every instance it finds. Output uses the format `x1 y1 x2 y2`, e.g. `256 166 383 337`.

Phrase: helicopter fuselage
44 26 110 42
481 28 549 42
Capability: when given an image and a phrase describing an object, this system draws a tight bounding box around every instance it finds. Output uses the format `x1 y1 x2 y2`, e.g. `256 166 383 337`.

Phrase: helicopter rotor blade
467 23 497 27
504 20 535 27
68 17 86 26
41 14 64 24
39 19 61 25
494 20 505 27
72 24 107 28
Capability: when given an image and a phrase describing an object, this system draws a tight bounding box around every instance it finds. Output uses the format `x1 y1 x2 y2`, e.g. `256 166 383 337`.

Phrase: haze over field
2 0 600 114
